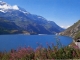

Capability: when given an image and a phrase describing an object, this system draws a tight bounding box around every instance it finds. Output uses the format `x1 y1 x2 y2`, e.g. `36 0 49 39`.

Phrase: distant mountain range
0 1 64 35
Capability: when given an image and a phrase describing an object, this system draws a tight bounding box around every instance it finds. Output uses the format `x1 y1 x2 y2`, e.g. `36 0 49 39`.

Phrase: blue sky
2 0 80 28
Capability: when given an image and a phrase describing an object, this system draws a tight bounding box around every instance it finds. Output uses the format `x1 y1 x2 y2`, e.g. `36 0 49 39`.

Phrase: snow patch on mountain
0 1 19 10
0 10 5 13
0 1 30 14
12 5 19 10
19 10 30 14
0 4 19 10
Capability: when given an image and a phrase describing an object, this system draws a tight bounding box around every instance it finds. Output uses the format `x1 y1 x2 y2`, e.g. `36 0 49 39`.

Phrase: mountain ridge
60 20 80 41
0 1 64 35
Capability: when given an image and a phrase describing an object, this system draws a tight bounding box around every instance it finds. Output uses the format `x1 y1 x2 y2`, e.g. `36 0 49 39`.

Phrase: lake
0 35 72 51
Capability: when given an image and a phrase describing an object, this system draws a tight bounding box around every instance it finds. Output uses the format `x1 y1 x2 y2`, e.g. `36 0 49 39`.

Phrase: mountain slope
0 17 29 34
60 20 80 41
0 1 64 34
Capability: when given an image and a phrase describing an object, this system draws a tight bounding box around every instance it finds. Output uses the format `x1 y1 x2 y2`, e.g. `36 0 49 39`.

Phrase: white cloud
60 26 70 29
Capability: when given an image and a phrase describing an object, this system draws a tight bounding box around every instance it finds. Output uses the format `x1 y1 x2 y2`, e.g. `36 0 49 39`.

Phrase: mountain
0 17 29 34
60 20 80 41
0 1 64 34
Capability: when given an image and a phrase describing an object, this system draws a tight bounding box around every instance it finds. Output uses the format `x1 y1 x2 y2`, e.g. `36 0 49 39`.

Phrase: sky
1 0 80 28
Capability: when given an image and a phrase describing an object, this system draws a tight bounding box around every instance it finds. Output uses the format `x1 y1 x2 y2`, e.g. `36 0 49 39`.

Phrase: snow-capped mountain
0 1 18 13
0 1 30 14
0 1 64 34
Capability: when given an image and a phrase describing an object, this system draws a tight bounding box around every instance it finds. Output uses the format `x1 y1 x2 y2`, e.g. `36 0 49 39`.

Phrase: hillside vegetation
60 20 80 41
0 41 79 60
0 17 29 34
